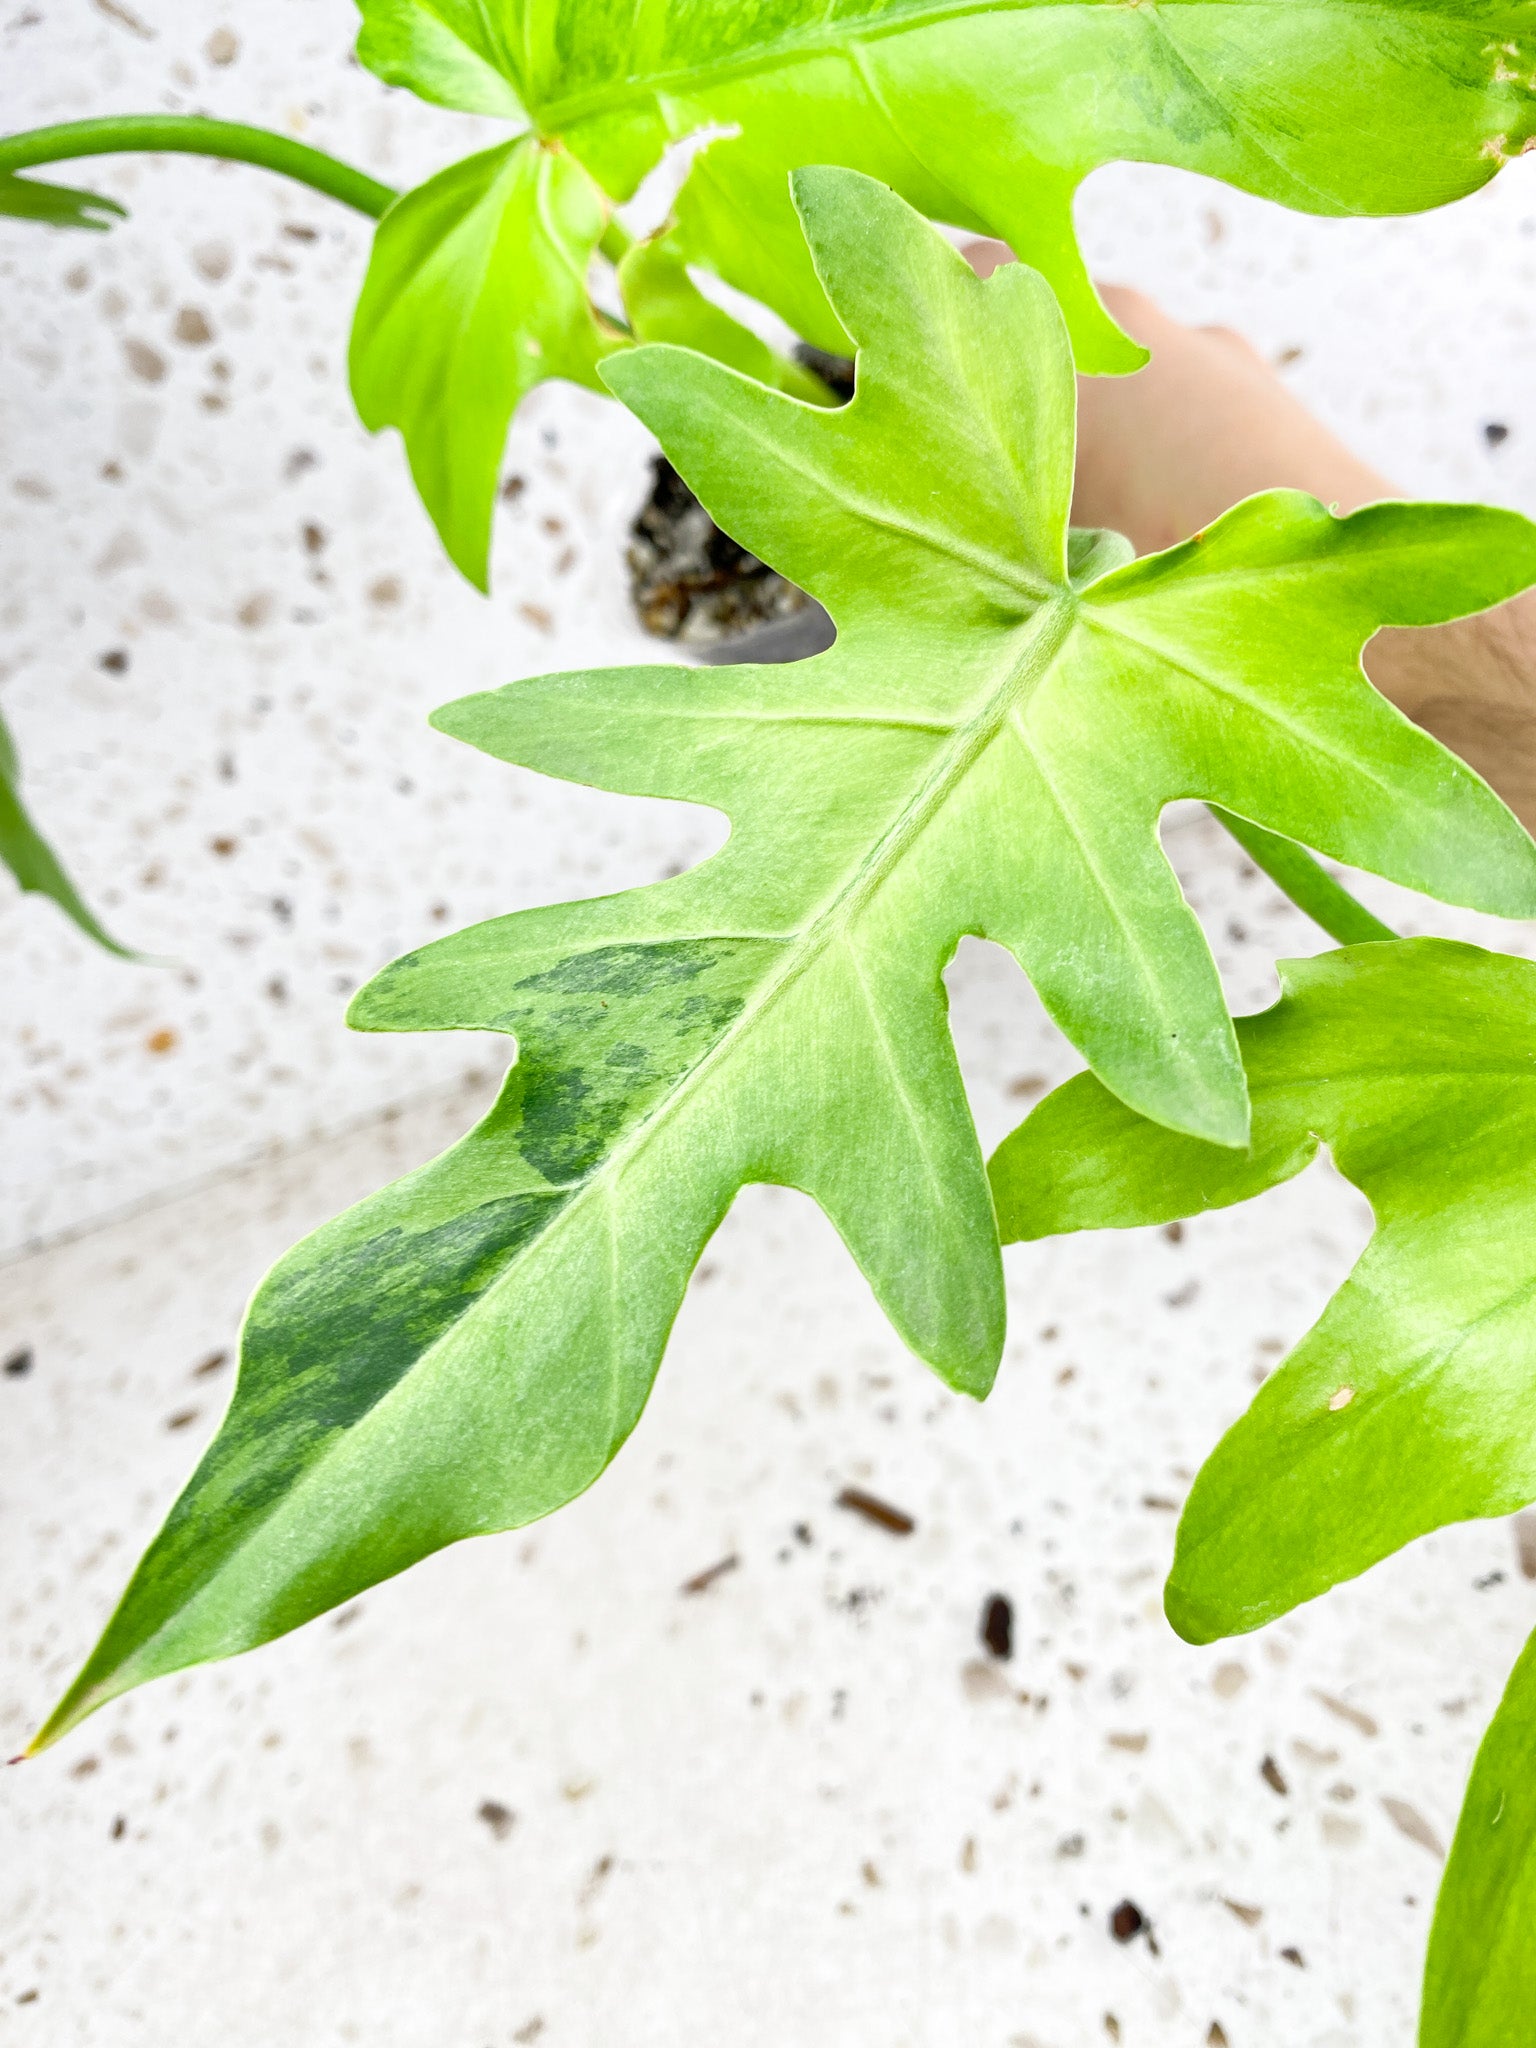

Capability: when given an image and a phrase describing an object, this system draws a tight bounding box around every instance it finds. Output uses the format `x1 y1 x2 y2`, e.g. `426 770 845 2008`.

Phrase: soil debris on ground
835 1486 915 1536
680 1553 739 1595
980 1592 1013 1660
627 455 814 644
477 1799 516 1841
1109 1897 1153 1948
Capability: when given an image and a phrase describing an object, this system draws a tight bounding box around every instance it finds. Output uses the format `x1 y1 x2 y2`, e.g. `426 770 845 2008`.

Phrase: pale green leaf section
33 174 1536 1750
349 134 621 588
0 169 126 230
355 0 1536 369
1422 1624 1536 2048
354 0 527 118
0 706 136 957
991 939 1536 1645
617 237 836 404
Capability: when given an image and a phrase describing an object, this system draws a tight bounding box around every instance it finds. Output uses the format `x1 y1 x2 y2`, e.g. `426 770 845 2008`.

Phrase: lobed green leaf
35 171 1536 1749
349 134 623 587
992 939 1536 1643
354 0 527 119
358 0 1536 373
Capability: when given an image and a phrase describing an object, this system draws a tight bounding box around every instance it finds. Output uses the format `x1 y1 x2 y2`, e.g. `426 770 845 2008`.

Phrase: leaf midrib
528 0 1502 136
98 593 1080 1700
531 591 1078 1202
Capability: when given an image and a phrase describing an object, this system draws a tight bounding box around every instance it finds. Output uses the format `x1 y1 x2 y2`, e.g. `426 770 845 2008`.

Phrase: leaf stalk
0 117 398 221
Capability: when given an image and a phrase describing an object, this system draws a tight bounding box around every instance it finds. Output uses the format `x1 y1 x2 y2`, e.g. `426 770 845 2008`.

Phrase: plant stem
1208 806 1396 947
0 117 397 220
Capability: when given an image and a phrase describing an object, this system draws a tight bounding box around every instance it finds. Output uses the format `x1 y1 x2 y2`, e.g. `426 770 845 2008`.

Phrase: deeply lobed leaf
992 938 1536 1644
349 134 623 587
34 171 1536 1749
358 0 1536 374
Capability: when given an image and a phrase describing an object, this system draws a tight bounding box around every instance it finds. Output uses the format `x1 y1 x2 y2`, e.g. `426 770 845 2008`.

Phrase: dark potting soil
626 346 850 664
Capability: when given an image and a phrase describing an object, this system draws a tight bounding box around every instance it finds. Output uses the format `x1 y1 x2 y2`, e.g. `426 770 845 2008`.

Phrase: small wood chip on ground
1260 1754 1289 1796
680 1553 739 1595
835 1486 915 1535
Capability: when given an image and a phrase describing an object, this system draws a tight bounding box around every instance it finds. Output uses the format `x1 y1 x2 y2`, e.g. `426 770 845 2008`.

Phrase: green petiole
0 116 398 221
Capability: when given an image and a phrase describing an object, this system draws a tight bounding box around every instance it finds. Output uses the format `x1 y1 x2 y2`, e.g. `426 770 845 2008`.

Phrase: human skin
965 245 1536 832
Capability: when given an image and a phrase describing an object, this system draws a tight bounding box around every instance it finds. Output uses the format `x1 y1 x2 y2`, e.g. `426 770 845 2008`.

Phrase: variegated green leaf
33 171 1536 1750
358 0 1536 371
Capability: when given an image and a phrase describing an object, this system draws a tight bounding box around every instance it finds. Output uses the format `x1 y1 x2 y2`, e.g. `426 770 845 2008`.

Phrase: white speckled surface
4 859 1536 2047
6 8 1536 2046
0 3 692 1252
